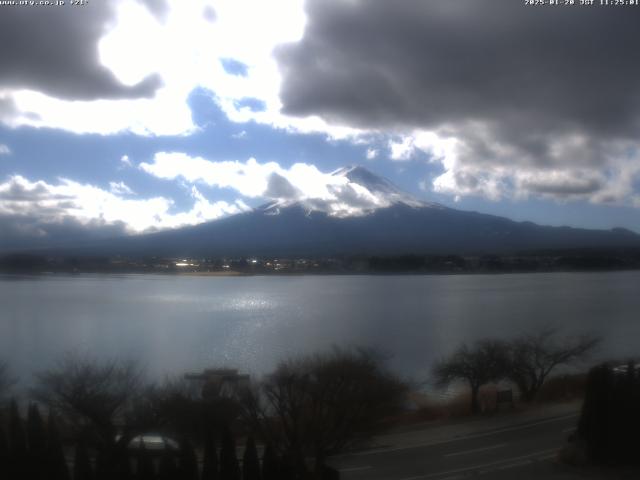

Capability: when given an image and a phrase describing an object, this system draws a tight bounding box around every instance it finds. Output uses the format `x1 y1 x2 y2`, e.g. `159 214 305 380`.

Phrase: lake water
1 272 639 387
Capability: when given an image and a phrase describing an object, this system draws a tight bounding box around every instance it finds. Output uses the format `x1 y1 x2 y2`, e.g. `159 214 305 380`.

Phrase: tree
137 445 156 480
128 376 238 442
219 425 240 480
0 424 9 479
506 330 599 402
158 447 179 480
433 339 510 414
242 436 261 480
47 412 71 480
178 438 199 480
260 444 278 480
202 431 220 480
0 361 15 404
8 400 28 479
27 404 48 480
128 378 201 437
32 353 142 445
240 347 407 474
73 441 94 480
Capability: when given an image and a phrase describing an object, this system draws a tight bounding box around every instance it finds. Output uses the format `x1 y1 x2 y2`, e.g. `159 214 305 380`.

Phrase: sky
1 0 640 248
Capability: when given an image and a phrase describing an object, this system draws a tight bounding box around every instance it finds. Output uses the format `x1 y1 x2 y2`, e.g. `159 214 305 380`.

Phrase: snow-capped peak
261 165 440 218
332 165 414 197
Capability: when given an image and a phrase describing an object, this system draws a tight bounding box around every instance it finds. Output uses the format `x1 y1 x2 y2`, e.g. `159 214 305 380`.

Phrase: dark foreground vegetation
2 248 640 275
433 329 599 414
0 329 616 478
0 348 406 480
565 361 640 467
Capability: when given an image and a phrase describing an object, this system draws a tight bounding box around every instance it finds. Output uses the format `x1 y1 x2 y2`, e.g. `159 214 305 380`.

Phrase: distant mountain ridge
46 166 640 258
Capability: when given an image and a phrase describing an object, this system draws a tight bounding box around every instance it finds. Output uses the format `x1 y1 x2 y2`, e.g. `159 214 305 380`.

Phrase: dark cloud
0 214 128 252
275 0 640 182
521 176 604 197
0 180 71 202
0 1 163 101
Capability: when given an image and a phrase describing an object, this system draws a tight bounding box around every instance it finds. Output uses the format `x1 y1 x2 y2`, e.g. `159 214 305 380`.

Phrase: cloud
0 213 131 252
389 137 415 162
264 173 301 200
140 153 412 216
109 181 135 195
0 0 162 101
120 155 133 167
0 175 247 244
0 0 310 136
0 144 10 155
274 0 640 206
232 130 248 139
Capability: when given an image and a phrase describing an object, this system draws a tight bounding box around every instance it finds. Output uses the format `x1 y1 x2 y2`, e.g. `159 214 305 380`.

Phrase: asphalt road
330 413 580 480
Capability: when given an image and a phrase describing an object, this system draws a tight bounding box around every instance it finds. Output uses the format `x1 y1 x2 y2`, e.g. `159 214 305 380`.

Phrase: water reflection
0 272 638 389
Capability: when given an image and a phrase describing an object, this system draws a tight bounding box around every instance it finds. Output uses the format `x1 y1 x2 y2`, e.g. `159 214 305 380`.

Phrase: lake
1 271 639 388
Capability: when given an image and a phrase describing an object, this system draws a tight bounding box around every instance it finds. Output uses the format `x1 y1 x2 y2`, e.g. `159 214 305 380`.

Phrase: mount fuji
55 165 640 258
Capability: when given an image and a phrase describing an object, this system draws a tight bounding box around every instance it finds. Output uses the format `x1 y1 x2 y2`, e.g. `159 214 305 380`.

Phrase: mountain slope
74 201 640 258
21 166 640 257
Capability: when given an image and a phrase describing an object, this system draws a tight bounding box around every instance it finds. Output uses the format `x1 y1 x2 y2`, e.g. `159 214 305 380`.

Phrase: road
330 413 581 480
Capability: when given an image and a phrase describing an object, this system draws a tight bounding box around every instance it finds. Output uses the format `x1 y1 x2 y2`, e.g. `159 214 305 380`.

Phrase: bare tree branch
31 353 143 445
507 329 600 402
238 347 408 473
433 339 510 414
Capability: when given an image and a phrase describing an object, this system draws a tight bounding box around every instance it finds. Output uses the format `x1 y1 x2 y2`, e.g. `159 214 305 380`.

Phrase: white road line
397 448 557 480
478 453 556 474
340 413 578 458
339 466 372 473
444 443 507 458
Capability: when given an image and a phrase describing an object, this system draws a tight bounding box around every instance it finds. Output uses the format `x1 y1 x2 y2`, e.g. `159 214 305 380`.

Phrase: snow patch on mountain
261 165 441 217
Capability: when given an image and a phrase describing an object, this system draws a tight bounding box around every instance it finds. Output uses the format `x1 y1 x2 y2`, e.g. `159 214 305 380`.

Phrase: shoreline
2 267 640 277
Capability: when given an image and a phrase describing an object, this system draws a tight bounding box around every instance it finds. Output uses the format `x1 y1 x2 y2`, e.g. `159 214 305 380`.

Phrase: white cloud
365 148 378 160
0 144 10 155
388 137 415 161
0 175 247 234
109 181 135 195
140 153 418 216
120 154 132 166
380 126 640 208
140 153 348 201
140 154 284 197
232 130 247 139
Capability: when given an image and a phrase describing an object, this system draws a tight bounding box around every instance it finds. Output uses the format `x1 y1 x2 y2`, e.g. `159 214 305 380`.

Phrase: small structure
495 389 515 411
124 434 180 475
184 368 250 400
128 434 179 452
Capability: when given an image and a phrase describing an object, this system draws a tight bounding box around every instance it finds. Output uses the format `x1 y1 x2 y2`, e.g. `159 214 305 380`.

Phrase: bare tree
127 375 239 441
239 347 408 474
31 353 142 445
0 360 16 402
506 329 600 402
433 339 510 414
